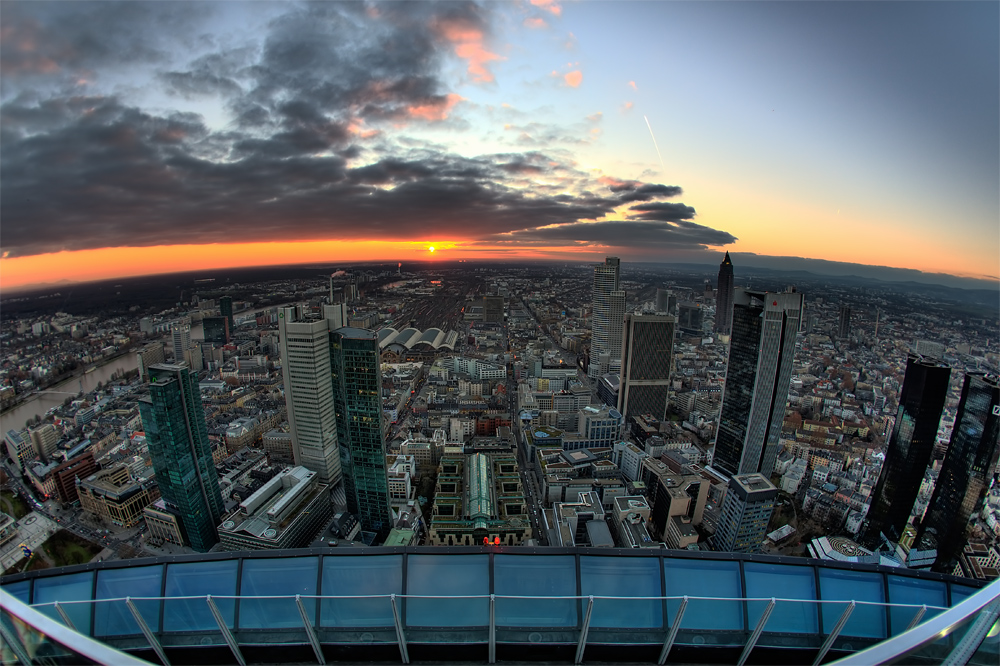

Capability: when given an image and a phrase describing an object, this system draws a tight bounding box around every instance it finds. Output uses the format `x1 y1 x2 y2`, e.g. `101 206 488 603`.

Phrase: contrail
644 115 665 173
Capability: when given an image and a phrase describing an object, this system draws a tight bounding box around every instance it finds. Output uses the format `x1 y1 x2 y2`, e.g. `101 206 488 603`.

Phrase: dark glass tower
714 288 803 479
837 304 852 339
139 364 225 552
219 296 234 334
916 374 1000 572
618 312 675 422
331 327 392 542
859 355 951 550
714 251 735 335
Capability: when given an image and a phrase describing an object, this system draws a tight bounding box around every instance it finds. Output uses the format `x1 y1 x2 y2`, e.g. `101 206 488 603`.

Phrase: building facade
139 363 226 552
618 312 675 422
714 252 734 335
916 373 1000 572
77 465 159 527
859 355 951 550
713 473 777 553
588 257 626 379
331 327 392 542
713 288 803 479
278 307 342 486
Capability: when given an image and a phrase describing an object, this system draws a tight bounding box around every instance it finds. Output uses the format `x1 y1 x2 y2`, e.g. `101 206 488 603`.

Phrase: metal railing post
206 595 246 666
0 616 33 666
489 594 496 664
390 594 409 664
906 605 928 631
53 601 76 631
942 598 1000 666
737 597 776 666
575 596 594 665
658 595 688 665
125 597 170 666
813 601 855 666
295 595 325 665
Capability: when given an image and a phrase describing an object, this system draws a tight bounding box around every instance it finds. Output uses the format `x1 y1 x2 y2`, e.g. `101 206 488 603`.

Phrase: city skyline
2 1 998 290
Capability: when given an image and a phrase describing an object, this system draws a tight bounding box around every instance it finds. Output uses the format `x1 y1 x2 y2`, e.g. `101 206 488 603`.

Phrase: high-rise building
219 296 234 334
715 252 735 335
916 373 1000 572
617 313 675 422
588 257 626 379
171 324 191 363
859 355 951 550
654 288 675 314
331 327 391 541
713 473 777 553
713 288 803 479
278 307 342 486
139 364 225 552
676 302 703 335
202 316 230 344
838 304 852 339
136 343 165 382
483 295 504 324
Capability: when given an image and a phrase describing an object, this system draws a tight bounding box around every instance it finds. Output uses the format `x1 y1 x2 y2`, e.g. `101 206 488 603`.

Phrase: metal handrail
829 577 1000 666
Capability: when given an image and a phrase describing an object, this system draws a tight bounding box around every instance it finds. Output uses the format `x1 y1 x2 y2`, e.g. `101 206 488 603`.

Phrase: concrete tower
715 252 735 335
589 257 626 379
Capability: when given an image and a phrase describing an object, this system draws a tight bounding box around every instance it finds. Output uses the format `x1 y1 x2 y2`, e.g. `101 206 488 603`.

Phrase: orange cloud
621 101 634 112
530 0 562 16
628 80 638 90
407 93 464 121
564 70 583 87
523 17 548 29
433 18 503 83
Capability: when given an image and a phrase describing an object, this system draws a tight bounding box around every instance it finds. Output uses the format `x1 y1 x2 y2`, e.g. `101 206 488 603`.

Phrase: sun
428 246 436 253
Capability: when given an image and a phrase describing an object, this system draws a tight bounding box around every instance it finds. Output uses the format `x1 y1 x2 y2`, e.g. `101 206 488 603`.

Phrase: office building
52 451 98 504
618 312 675 422
713 288 803 479
77 463 160 528
713 473 777 553
217 466 333 551
219 296 234 333
143 499 185 547
331 327 391 542
714 251 735 335
655 288 676 314
171 324 191 364
916 374 1000 572
914 339 945 359
838 304 852 339
676 302 703 335
483 295 504 324
859 355 950 550
278 307 342 486
202 316 230 344
588 257 626 379
139 363 225 552
136 343 165 382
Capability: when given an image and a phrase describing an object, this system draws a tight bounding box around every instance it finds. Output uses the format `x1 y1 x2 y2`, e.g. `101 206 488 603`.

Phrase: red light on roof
772 301 777 306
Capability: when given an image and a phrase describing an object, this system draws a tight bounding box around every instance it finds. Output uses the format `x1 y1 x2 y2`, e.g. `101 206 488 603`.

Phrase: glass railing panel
581 555 661 629
967 613 1000 666
320 554 401 628
164 560 238 631
94 565 163 637
1 606 98 665
239 556 318 629
744 562 818 634
32 571 94 635
886 575 947 635
952 583 980 604
494 554 577 627
663 558 742 631
405 554 488 627
818 568 886 639
0 580 31 604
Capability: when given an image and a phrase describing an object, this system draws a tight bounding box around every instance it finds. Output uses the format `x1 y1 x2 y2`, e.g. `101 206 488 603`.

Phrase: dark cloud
487 220 737 249
0 1 738 258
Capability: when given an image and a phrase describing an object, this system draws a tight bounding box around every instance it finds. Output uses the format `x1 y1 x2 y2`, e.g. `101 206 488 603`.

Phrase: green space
42 530 103 567
0 490 29 519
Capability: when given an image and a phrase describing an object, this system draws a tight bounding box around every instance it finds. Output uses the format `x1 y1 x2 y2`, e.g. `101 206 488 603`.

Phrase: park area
0 490 29 519
2 529 103 575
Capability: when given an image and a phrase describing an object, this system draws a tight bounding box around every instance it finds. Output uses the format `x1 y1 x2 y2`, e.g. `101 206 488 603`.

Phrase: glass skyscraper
713 288 803 479
617 312 675 422
859 355 951 550
331 327 391 541
916 373 1000 572
588 257 626 379
138 363 225 553
714 251 734 335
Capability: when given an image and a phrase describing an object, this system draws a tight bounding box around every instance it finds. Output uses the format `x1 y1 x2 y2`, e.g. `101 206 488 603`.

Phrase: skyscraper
139 364 225 552
589 257 626 379
859 355 951 550
713 288 803 479
171 324 191 363
713 473 777 553
278 307 342 486
617 312 675 422
331 327 392 541
838 304 852 339
219 296 234 334
916 373 1000 572
714 252 735 335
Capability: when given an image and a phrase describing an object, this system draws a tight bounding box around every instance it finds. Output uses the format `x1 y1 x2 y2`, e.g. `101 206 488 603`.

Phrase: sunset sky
2 1 997 290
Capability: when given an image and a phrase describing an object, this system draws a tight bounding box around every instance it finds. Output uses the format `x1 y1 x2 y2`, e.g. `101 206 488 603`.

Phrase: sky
1 1 998 290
